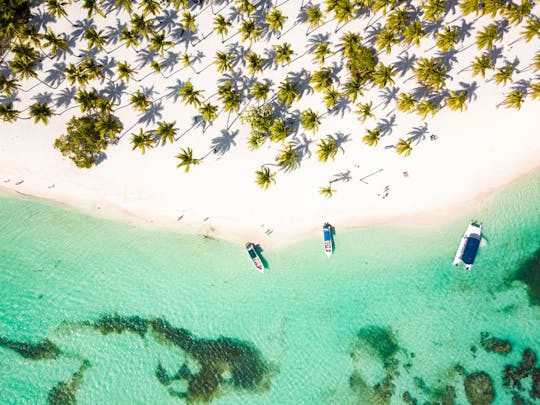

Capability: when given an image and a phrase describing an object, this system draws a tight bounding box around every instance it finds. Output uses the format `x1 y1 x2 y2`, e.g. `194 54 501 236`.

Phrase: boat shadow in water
254 244 269 269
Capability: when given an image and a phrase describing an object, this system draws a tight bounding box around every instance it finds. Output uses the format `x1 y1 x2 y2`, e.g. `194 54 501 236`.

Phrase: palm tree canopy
277 77 300 106
362 126 381 147
316 137 338 162
175 147 201 172
255 166 276 189
155 121 178 144
130 128 155 154
275 143 299 171
29 101 54 124
395 137 413 157
300 109 321 133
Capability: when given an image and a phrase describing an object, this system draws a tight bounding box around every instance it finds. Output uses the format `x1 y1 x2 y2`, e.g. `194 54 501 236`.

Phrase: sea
0 170 539 405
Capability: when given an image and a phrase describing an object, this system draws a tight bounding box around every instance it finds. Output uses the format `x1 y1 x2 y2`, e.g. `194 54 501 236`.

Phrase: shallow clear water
0 171 539 404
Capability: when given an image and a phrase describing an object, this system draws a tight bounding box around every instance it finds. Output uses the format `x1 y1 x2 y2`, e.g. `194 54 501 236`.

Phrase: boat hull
453 222 482 270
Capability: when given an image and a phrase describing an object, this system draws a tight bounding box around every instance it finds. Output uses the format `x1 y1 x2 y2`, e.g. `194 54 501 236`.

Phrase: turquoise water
0 171 539 404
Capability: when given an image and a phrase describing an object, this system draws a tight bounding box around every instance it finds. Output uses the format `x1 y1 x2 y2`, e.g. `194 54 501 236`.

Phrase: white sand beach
1 1 539 246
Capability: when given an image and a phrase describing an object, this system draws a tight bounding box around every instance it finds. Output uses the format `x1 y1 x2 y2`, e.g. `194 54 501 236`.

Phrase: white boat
245 243 264 273
323 223 333 257
453 221 482 270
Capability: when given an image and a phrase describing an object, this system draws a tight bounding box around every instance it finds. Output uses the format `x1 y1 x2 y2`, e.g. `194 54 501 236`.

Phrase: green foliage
255 166 276 189
275 143 299 171
319 185 335 198
316 136 338 162
300 109 321 133
0 0 31 50
343 43 377 83
395 137 413 157
54 115 114 168
363 127 381 147
242 105 274 141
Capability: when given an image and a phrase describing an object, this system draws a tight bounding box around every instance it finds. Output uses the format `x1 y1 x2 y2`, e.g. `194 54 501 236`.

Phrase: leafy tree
310 68 333 92
214 51 235 72
396 92 417 113
277 77 300 106
155 121 177 144
363 127 381 147
317 136 338 162
255 166 276 189
29 101 54 124
54 115 111 168
445 90 468 111
176 147 201 172
300 109 321 133
242 105 273 140
274 43 294 65
130 128 154 154
130 90 151 113
493 65 513 85
476 24 499 50
471 53 493 78
319 185 336 198
344 43 377 82
355 101 374 122
502 90 525 109
266 7 287 38
395 137 413 157
0 102 19 122
416 100 439 119
275 143 299 171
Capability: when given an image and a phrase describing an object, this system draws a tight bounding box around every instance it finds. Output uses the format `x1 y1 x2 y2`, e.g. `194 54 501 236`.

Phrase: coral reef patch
0 337 61 360
47 360 90 405
464 372 495 405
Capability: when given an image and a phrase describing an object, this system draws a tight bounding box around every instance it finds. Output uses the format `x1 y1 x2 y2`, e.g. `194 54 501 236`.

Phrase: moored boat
323 223 333 257
453 221 482 270
245 243 264 273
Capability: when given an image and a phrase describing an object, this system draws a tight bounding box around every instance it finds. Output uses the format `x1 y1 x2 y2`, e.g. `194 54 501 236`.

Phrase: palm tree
245 51 265 74
320 185 336 198
363 127 381 147
65 64 89 87
155 121 177 144
483 0 503 17
0 103 20 122
355 101 375 122
416 100 439 119
403 19 425 48
342 78 365 102
532 52 540 72
240 19 262 44
149 33 173 56
300 109 321 133
277 77 300 106
386 7 410 34
75 88 99 113
84 28 108 51
131 128 155 154
274 43 294 65
218 80 242 112
375 28 398 54
395 137 413 157
372 63 396 88
396 92 417 113
81 57 103 81
82 0 104 17
476 24 499 50
255 166 276 189
213 14 232 42
46 0 70 21
333 0 356 32
214 51 235 72
505 0 534 25
275 143 299 171
436 26 460 53
178 81 204 107
269 118 291 143
413 57 447 91
317 137 338 162
117 61 136 82
130 13 154 39
311 40 333 65
323 87 341 109
305 4 324 35
96 115 123 141
502 90 525 109
471 54 493 78
236 0 256 16
250 81 271 103
266 7 287 38
520 17 540 42
120 28 140 49
460 0 483 16
176 147 201 172
181 11 196 33
493 65 514 85
114 0 133 14
130 90 151 113
140 0 161 16
422 0 446 21
41 29 68 57
310 68 333 92
29 101 54 124
9 57 38 80
445 90 468 111
0 75 19 97
199 103 218 123
530 82 540 100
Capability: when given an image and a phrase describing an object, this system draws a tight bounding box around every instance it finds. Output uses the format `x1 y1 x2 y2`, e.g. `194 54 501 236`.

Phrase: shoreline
2 162 539 249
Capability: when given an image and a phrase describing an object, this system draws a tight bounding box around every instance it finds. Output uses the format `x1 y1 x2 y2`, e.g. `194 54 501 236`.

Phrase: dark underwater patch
354 325 400 369
512 247 540 305
47 360 90 405
79 313 149 338
0 337 61 360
